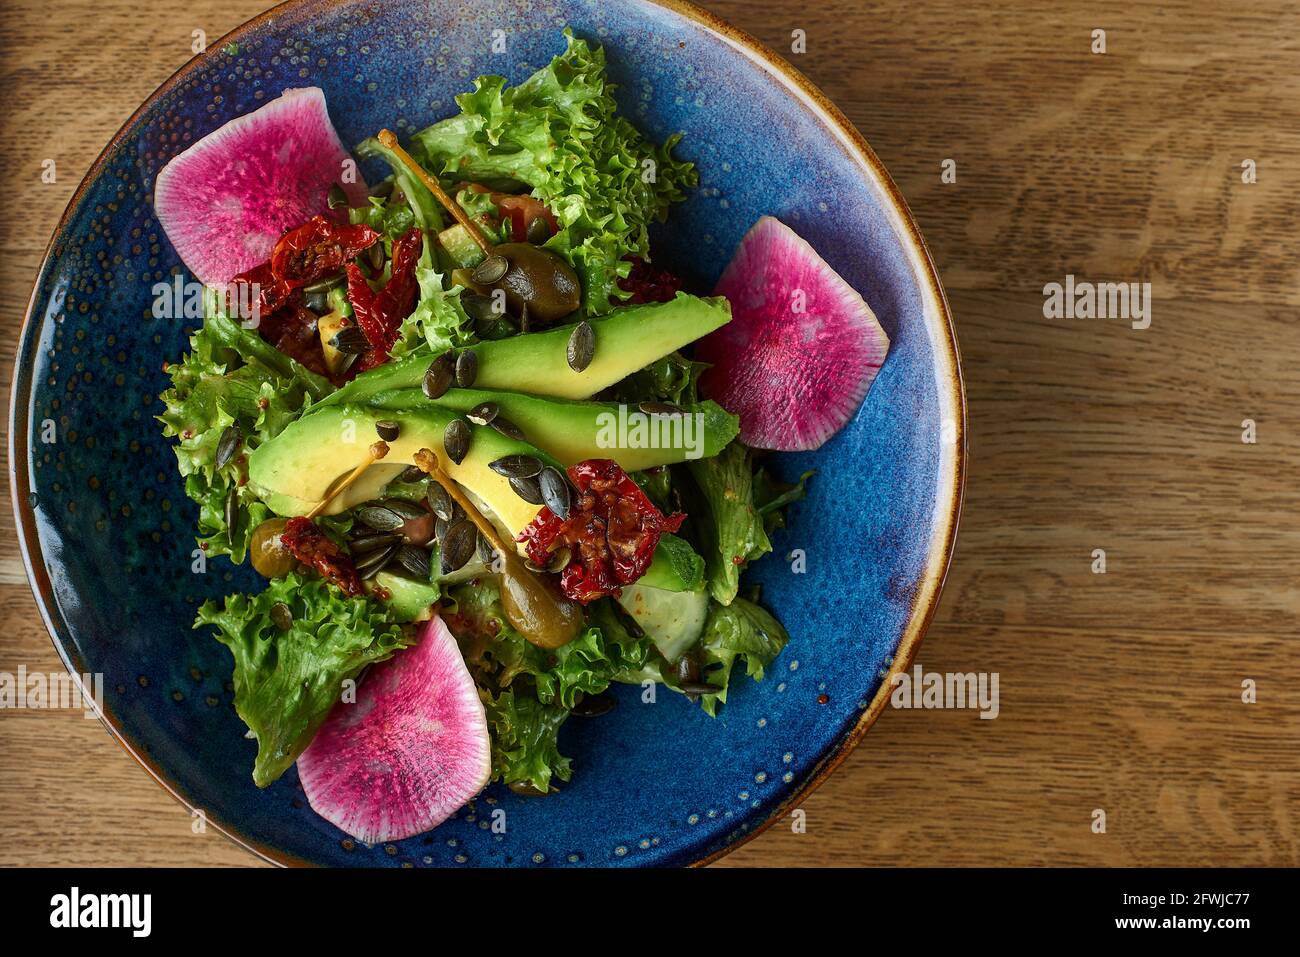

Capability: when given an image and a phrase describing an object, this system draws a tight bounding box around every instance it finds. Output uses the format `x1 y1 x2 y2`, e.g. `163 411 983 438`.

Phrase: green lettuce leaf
158 311 329 562
195 573 413 787
446 581 651 707
684 442 772 605
443 581 654 791
610 351 707 406
388 257 476 359
669 596 790 717
354 136 446 235
410 30 696 316
480 688 572 794
754 466 814 535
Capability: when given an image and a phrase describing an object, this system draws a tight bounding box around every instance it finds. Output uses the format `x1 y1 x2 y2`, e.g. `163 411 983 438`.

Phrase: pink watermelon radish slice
296 615 491 844
696 216 890 451
154 87 368 286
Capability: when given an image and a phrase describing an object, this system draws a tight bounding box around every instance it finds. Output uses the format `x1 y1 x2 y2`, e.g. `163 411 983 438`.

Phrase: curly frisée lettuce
408 30 696 316
158 310 331 562
480 689 573 794
196 573 413 787
444 580 653 792
677 596 790 717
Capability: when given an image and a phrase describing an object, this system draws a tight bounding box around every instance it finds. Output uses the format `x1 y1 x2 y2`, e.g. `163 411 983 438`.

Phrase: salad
156 32 887 843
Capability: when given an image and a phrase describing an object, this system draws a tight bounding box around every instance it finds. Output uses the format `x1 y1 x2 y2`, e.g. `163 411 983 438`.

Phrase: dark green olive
249 517 297 579
490 242 581 325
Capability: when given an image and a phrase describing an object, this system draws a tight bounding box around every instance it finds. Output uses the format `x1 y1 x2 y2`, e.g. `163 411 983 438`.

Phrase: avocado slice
369 571 440 623
619 583 709 663
248 404 563 538
616 534 708 661
360 388 738 471
307 293 731 412
638 534 704 592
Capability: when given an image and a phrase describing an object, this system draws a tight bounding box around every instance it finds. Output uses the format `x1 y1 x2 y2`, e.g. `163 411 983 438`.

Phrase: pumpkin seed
455 349 478 388
475 316 517 341
330 325 370 355
357 544 399 579
489 454 543 479
224 487 240 539
466 401 498 426
327 183 348 209
380 498 428 521
305 288 331 313
397 464 427 484
440 519 477 574
356 504 405 532
518 301 531 333
677 681 719 697
509 474 545 505
489 415 525 441
270 602 294 633
476 533 496 565
546 545 571 573
539 466 571 519
365 242 385 272
639 400 685 417
671 653 700 686
566 321 594 373
303 272 346 294
395 544 432 579
472 254 509 285
215 425 242 471
462 293 499 323
443 419 471 465
525 215 552 245
434 515 448 542
612 601 646 640
422 350 456 399
375 420 400 442
426 483 454 521
350 531 402 555
570 692 615 718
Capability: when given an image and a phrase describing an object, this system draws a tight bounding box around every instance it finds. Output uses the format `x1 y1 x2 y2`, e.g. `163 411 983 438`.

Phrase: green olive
498 547 584 649
492 242 581 325
249 517 297 579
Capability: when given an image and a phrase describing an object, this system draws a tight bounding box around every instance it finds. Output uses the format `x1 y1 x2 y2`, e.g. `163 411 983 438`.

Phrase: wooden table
2 0 1296 867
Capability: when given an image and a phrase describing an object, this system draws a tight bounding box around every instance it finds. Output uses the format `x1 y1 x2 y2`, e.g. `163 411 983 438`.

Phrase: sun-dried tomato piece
516 459 685 603
496 194 560 242
227 261 295 322
280 517 363 597
618 256 681 304
270 216 381 288
347 226 423 375
261 304 331 378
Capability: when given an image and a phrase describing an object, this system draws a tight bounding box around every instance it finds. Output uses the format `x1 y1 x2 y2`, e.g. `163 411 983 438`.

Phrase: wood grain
1 0 1297 867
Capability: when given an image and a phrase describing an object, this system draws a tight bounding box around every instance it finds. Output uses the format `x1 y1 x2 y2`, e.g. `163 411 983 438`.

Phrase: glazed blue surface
13 0 955 866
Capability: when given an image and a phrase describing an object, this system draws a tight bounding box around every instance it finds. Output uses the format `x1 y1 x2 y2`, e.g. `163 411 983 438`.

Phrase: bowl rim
8 0 967 868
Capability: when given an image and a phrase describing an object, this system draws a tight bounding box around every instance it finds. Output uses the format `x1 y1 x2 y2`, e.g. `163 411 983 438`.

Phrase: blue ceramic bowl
11 0 964 866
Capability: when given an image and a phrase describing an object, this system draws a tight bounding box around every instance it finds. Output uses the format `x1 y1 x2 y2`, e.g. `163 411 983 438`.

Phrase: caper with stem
376 129 582 326
411 448 583 649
